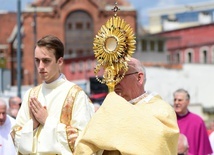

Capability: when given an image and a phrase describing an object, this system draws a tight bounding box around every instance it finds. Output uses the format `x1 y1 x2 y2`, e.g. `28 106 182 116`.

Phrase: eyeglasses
124 72 138 77
116 72 138 79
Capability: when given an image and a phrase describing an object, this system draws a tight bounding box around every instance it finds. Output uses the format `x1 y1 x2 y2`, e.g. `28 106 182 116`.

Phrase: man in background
173 88 212 155
0 98 16 155
8 96 22 118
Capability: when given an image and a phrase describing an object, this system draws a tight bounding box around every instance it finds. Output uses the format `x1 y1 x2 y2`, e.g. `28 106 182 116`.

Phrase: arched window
209 45 214 64
199 47 209 64
185 49 194 63
212 47 214 64
175 52 180 63
79 61 84 72
187 52 192 63
201 50 208 64
70 62 76 73
204 50 207 63
64 10 94 58
86 59 92 71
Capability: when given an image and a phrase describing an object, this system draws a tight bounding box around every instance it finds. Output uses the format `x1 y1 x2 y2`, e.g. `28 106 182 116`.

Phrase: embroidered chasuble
75 92 179 155
11 74 94 155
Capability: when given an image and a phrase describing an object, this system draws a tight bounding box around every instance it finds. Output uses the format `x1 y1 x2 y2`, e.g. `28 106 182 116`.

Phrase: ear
58 57 63 66
187 99 190 106
138 72 144 83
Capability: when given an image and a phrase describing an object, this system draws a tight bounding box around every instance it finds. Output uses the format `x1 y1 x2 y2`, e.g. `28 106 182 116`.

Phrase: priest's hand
30 97 48 126
29 107 40 130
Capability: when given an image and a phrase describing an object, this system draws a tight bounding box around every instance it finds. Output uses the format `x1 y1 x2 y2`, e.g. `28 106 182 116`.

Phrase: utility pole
17 0 22 98
33 5 38 86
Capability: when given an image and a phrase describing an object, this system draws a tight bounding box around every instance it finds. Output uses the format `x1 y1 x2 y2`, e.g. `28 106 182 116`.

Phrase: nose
0 113 4 119
38 61 45 69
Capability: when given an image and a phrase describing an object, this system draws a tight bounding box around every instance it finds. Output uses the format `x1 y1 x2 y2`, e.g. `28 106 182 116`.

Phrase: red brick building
155 23 214 64
0 0 136 87
0 12 17 71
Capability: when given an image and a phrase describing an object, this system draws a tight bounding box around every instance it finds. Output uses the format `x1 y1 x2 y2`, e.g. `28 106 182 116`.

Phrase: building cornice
149 1 214 16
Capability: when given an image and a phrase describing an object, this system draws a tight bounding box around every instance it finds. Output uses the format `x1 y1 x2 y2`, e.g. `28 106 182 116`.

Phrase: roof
148 1 214 16
30 0 132 10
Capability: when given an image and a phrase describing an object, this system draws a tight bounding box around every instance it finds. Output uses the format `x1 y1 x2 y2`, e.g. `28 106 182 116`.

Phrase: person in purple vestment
173 88 213 155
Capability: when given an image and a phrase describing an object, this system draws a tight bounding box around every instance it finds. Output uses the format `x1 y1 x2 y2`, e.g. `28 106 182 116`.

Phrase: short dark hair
37 35 64 61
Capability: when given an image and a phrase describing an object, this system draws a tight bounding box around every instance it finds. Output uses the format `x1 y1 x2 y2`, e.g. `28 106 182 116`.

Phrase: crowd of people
0 34 214 154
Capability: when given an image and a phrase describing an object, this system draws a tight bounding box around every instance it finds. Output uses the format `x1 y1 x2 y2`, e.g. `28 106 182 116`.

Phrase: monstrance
93 2 136 92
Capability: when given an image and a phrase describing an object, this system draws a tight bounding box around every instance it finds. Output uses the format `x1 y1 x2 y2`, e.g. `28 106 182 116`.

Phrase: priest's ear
138 72 144 83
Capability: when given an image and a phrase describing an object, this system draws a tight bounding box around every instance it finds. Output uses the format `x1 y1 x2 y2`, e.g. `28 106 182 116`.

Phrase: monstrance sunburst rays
93 4 136 92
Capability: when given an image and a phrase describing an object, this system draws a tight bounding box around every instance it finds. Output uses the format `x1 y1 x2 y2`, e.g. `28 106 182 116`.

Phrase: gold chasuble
74 92 179 155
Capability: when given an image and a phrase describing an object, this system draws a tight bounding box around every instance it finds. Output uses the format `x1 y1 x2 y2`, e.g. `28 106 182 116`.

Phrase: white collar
129 92 159 105
129 92 148 105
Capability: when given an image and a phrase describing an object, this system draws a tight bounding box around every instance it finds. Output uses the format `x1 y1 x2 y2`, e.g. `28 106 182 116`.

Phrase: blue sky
0 0 32 11
1 0 214 26
127 0 214 26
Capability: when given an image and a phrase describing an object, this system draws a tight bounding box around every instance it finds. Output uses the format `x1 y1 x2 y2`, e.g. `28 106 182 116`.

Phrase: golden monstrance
93 2 136 92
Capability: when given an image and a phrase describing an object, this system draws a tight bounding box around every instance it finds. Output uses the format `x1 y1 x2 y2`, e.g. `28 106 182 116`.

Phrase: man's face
114 66 144 101
9 97 21 109
34 46 63 83
9 105 19 118
173 92 189 116
0 105 7 126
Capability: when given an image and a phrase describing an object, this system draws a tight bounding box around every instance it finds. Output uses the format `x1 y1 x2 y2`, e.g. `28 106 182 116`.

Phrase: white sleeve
56 90 94 153
13 89 36 154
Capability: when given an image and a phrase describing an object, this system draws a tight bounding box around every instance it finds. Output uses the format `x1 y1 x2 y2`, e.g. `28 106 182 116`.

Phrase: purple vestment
177 111 213 155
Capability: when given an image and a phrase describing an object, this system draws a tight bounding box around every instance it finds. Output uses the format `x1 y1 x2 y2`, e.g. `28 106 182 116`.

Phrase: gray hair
139 64 146 84
0 98 7 107
178 133 189 154
129 58 147 84
173 88 190 100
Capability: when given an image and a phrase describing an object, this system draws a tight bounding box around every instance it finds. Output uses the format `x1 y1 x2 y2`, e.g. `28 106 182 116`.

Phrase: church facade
0 0 136 87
